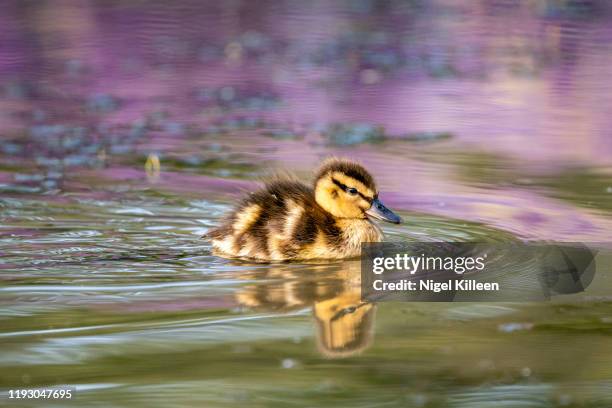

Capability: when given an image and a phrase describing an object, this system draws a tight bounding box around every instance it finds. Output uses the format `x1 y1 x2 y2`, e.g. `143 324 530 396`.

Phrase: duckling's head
314 158 401 224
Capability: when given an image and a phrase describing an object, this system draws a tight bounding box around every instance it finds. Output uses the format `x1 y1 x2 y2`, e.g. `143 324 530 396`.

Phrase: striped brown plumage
207 158 397 261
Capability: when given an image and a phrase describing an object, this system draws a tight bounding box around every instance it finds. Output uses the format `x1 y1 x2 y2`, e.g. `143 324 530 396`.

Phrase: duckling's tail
202 225 225 240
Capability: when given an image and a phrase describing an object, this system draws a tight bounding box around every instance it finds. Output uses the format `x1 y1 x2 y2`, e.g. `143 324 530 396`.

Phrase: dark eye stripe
331 177 347 191
331 178 373 203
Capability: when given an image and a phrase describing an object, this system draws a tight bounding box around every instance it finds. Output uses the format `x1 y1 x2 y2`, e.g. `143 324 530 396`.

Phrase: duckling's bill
365 198 402 224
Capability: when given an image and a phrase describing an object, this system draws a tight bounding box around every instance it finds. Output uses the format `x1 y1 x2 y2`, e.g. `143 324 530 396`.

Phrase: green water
1 191 611 407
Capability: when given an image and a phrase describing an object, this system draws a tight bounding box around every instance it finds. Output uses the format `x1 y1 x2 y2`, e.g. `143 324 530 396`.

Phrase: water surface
1 1 612 407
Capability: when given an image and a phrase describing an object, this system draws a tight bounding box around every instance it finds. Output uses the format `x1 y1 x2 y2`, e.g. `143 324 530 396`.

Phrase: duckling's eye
346 187 358 195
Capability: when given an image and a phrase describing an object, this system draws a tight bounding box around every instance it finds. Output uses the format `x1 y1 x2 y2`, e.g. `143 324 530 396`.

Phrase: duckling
207 157 401 261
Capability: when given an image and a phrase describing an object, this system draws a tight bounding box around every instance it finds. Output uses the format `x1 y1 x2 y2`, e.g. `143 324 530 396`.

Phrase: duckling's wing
208 180 320 260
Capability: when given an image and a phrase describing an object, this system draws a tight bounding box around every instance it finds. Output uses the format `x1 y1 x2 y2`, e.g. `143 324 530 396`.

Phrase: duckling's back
208 179 378 261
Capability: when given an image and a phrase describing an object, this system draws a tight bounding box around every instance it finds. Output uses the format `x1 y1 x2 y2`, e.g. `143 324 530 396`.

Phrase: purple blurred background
1 0 611 240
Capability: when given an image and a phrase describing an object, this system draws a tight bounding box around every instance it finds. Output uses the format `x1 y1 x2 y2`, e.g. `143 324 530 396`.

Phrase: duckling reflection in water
207 157 401 261
313 289 375 358
235 261 375 357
